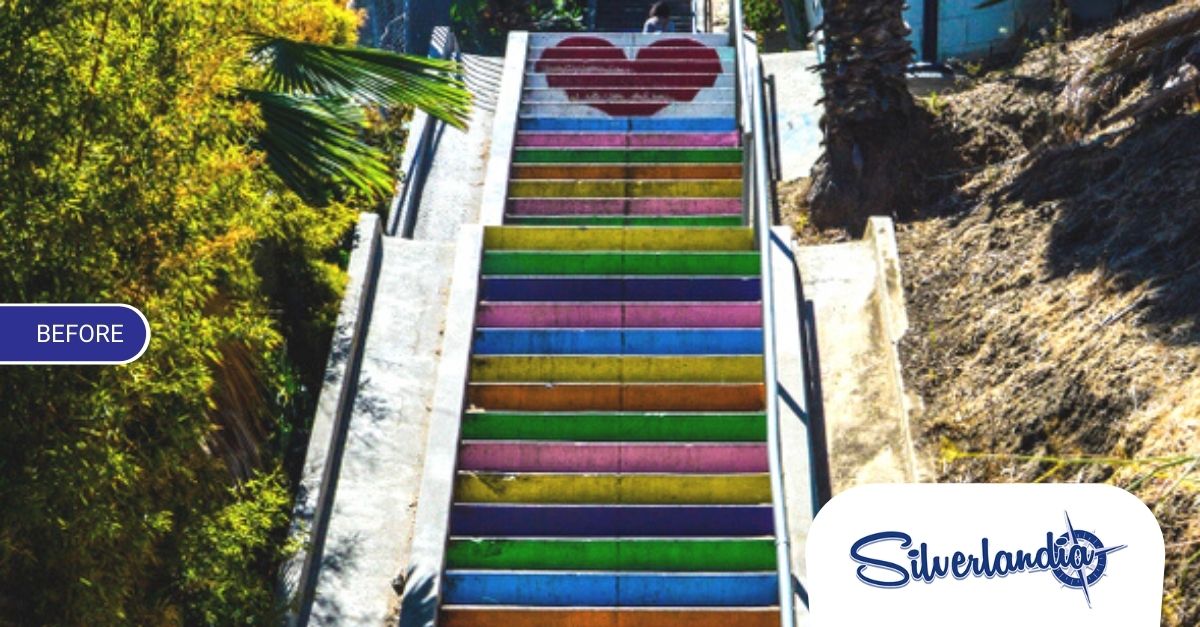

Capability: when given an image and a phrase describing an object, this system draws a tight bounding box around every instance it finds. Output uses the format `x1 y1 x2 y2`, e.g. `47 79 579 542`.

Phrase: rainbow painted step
445 538 776 571
441 607 779 627
449 503 774 537
466 382 765 412
506 198 741 216
514 148 743 163
469 355 763 383
460 412 768 442
475 303 762 328
457 442 769 473
515 132 741 148
442 572 779 606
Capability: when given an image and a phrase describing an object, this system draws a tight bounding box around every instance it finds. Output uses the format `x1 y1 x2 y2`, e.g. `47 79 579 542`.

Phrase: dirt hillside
894 2 1200 624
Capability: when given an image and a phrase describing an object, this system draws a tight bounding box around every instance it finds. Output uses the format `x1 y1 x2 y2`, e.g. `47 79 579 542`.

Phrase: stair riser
507 197 741 215
450 504 774 536
505 216 742 226
475 303 762 328
480 278 761 302
445 539 776 571
472 329 764 356
483 226 754 251
528 60 734 73
523 88 736 103
467 383 765 412
530 33 729 46
525 75 735 89
520 117 736 132
458 442 769 473
529 47 735 61
470 355 763 383
508 179 742 198
442 572 779 607
515 132 741 148
455 473 772 504
462 412 766 442
483 251 759 275
441 608 778 627
512 164 741 180
514 148 742 164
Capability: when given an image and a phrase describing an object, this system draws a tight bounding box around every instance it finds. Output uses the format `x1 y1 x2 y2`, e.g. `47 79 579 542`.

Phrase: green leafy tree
0 1 468 624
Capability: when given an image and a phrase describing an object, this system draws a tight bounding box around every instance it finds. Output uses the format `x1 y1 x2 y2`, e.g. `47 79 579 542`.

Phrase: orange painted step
441 607 779 627
467 383 765 412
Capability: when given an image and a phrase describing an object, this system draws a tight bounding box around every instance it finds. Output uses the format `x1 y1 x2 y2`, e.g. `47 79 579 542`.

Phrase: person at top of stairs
644 2 676 33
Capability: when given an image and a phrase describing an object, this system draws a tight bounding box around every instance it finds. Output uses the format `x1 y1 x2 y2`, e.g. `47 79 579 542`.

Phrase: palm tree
806 0 919 230
244 36 472 204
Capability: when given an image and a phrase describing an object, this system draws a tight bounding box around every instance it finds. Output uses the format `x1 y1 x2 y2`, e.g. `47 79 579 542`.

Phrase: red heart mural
534 36 722 117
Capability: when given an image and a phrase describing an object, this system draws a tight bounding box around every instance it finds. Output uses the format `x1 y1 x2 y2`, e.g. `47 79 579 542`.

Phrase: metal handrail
729 1 798 624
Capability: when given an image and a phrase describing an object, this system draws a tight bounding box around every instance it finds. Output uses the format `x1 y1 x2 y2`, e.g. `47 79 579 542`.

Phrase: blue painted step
442 571 780 606
480 277 761 302
449 504 775 537
521 117 738 132
472 329 763 355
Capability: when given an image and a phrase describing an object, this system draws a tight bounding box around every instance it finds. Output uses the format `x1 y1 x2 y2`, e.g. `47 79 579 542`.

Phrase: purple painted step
507 198 741 217
450 504 775 537
516 132 741 148
476 303 762 328
458 442 769 473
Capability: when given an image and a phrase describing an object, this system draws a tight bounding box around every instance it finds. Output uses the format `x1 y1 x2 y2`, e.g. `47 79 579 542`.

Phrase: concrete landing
760 50 821 181
794 218 922 493
306 238 455 626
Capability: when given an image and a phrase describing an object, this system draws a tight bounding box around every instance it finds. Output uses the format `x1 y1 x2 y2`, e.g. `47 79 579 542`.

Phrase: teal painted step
506 215 743 227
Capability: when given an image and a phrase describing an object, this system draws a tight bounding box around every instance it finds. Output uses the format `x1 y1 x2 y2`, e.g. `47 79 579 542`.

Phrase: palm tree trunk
808 0 920 230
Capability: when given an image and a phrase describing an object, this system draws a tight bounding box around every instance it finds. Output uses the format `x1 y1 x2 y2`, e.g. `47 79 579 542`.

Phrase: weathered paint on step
471 329 763 356
524 74 736 90
468 355 763 383
441 607 779 627
505 215 742 227
442 571 779 606
479 278 761 302
466 383 765 412
444 538 776 571
522 87 737 104
520 117 737 132
483 226 754 251
457 442 769 473
515 132 741 148
460 411 767 442
511 164 741 180
475 303 762 328
449 503 774 536
507 197 741 216
508 179 742 198
454 472 771 504
481 251 760 275
519 103 736 120
513 148 742 164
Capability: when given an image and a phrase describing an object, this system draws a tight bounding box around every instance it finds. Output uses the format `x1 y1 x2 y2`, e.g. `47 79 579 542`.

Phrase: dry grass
896 2 1200 624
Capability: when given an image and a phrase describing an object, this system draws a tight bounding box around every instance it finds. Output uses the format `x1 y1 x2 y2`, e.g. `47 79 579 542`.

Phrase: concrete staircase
434 31 781 627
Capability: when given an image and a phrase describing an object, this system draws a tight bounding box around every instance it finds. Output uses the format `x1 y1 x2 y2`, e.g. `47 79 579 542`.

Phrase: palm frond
242 89 394 203
249 35 472 129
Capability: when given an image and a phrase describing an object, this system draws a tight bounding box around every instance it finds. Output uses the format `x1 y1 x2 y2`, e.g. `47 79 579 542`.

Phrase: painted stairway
421 32 783 627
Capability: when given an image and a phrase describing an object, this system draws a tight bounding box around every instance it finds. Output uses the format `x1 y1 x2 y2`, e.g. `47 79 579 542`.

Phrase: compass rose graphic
1051 511 1127 607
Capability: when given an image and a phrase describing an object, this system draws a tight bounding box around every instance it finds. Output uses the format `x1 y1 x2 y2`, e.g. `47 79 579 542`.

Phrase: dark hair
650 1 671 19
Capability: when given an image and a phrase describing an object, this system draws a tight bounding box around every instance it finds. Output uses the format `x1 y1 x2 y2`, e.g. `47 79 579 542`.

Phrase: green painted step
445 539 776 571
505 215 743 227
514 148 744 164
481 251 760 276
461 411 767 442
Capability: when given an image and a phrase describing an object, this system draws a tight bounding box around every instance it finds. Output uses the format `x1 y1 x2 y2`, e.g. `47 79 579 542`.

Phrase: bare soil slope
896 3 1200 623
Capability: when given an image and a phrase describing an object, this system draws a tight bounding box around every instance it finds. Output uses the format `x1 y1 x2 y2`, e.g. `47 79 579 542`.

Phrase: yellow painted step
482 227 755 252
454 472 771 504
469 355 764 383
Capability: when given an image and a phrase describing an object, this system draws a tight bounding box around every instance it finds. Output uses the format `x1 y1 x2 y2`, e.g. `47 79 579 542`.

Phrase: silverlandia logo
849 512 1127 607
